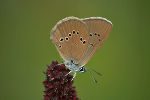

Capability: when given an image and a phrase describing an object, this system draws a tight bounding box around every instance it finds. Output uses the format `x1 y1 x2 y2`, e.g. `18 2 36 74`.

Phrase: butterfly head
78 67 86 73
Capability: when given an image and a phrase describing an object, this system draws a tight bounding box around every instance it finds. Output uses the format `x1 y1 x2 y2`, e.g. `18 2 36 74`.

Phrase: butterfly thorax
64 61 80 73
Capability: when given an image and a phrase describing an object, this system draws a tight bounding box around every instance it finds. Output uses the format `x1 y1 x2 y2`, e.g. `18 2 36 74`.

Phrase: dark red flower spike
43 61 79 100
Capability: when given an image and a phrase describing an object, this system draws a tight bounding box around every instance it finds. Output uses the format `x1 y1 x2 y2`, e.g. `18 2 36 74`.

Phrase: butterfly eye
80 37 82 41
98 34 100 36
83 40 86 44
89 33 92 36
68 33 72 37
94 33 97 35
72 30 75 34
65 37 69 41
58 45 62 48
59 37 64 42
79 67 86 73
77 31 79 34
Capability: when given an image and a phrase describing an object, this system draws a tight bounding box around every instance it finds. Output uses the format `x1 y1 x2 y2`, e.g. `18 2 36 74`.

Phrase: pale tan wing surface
50 17 89 64
79 17 112 66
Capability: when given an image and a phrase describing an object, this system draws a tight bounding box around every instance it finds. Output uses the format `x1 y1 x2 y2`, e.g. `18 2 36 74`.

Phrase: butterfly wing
50 17 89 64
79 17 112 66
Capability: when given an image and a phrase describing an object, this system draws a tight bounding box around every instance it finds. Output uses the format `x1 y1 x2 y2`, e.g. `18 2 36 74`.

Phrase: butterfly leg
71 72 76 81
65 71 72 76
57 63 64 66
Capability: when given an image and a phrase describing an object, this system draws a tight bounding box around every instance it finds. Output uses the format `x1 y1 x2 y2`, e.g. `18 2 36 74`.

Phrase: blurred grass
0 0 150 100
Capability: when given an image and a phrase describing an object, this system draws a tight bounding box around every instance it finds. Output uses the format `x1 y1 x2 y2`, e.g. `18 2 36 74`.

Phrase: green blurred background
0 0 150 100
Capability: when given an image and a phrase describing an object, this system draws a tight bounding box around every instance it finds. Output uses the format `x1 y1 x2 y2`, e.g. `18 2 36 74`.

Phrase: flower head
43 61 79 100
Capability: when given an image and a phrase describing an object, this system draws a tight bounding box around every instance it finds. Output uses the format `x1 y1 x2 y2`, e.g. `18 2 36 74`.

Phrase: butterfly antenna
89 68 102 76
87 69 98 83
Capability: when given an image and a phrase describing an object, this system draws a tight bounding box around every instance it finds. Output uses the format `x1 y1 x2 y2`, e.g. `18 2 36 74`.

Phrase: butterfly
50 17 112 79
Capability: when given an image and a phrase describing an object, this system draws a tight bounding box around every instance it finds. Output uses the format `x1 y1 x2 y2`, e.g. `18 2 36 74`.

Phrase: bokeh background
0 0 150 100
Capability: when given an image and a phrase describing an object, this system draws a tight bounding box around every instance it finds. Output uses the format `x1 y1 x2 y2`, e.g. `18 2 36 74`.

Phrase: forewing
50 17 89 64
